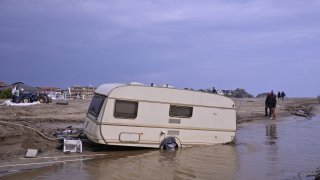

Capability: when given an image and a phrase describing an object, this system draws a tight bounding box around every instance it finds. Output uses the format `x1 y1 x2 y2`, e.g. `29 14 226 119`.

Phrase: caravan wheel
159 137 181 151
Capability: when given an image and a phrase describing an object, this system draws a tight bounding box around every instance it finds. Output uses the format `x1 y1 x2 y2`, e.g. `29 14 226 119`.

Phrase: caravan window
169 105 193 118
88 94 106 119
114 100 138 119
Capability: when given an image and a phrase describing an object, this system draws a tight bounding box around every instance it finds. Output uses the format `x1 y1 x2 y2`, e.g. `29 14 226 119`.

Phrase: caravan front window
114 100 138 119
88 94 106 119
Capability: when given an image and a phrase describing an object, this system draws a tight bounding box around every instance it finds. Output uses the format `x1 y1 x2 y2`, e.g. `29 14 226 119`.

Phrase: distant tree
256 93 269 98
0 88 12 99
233 88 254 98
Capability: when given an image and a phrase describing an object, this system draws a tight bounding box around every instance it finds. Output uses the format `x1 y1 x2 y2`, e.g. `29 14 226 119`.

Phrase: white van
83 83 236 149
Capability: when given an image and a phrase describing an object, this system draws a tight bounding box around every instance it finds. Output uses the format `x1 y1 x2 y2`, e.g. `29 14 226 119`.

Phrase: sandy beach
0 97 319 164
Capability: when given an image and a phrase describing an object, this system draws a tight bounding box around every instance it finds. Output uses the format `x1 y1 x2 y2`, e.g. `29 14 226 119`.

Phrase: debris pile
53 126 84 140
291 109 310 117
288 105 313 118
2 100 40 106
52 126 85 153
304 167 320 180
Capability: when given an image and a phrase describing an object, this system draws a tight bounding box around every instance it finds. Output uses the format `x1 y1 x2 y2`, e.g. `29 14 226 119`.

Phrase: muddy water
3 115 320 180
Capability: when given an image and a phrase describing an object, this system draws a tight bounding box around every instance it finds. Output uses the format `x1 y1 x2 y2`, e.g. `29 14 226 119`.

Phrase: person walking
14 88 20 103
277 91 281 99
270 91 277 120
265 93 272 117
281 91 286 101
212 87 217 94
11 86 16 103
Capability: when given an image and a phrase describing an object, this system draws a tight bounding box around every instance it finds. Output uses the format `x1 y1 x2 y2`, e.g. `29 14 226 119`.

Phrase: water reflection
2 145 239 180
265 124 278 146
265 123 280 177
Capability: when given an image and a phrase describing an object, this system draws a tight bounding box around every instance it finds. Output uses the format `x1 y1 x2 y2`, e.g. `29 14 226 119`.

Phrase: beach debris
291 109 310 117
54 127 83 139
56 101 69 105
25 149 38 158
301 167 320 179
63 139 82 153
3 100 40 107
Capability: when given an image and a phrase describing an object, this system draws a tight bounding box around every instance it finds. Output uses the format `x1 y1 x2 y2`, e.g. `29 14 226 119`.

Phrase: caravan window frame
87 94 106 119
114 100 138 119
169 105 193 118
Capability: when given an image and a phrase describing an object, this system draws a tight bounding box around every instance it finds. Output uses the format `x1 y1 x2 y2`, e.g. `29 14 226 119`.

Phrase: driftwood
56 101 69 105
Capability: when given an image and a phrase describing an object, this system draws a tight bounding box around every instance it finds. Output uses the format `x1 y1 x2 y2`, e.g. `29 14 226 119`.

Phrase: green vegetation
197 87 254 98
233 88 254 98
0 88 12 99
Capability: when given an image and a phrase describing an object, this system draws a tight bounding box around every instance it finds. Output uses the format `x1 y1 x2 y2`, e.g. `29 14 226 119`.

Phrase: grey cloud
0 0 319 96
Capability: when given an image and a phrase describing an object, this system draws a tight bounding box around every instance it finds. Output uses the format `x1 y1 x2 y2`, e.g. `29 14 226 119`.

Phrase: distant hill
0 81 9 87
256 93 269 98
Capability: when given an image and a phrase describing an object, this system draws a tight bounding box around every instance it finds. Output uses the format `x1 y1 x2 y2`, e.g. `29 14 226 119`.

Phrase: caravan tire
159 137 180 151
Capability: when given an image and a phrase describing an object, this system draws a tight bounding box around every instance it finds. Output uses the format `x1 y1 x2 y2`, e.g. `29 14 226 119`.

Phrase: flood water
2 115 320 180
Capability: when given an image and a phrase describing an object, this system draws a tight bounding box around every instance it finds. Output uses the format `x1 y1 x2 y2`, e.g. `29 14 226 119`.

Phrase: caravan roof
94 83 235 108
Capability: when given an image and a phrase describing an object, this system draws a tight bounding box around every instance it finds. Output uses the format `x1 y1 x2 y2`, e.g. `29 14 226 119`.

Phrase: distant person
265 93 271 117
212 87 217 94
14 88 20 103
11 86 16 102
281 91 286 101
270 91 277 120
277 91 281 99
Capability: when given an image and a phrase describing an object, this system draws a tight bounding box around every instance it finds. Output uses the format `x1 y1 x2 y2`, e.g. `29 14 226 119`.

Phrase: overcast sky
0 0 319 97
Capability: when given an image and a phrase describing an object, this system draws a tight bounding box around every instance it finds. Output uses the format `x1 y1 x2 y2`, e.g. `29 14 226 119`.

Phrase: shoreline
234 97 319 124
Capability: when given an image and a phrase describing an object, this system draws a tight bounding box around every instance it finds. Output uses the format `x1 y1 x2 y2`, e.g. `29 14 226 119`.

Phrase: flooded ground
1 115 320 180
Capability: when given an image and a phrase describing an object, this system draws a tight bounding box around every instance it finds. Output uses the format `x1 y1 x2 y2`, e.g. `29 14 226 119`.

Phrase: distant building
0 81 9 88
69 85 96 98
37 87 62 93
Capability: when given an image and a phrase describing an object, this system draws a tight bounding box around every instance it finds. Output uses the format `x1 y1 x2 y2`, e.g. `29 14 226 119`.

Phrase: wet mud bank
235 97 319 124
0 99 90 162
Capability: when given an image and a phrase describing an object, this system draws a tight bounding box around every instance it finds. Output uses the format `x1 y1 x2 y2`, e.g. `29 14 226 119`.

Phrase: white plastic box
63 139 82 153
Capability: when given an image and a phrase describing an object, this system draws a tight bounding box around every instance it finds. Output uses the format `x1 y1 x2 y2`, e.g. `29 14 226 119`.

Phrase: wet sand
0 97 318 165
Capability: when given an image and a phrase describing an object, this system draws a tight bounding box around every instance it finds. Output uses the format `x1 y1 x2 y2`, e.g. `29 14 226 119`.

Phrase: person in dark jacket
278 91 281 99
269 91 277 120
281 91 286 101
265 93 271 116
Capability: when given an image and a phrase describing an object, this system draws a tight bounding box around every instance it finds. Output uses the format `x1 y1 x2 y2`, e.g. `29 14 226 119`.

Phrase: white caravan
83 83 236 149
